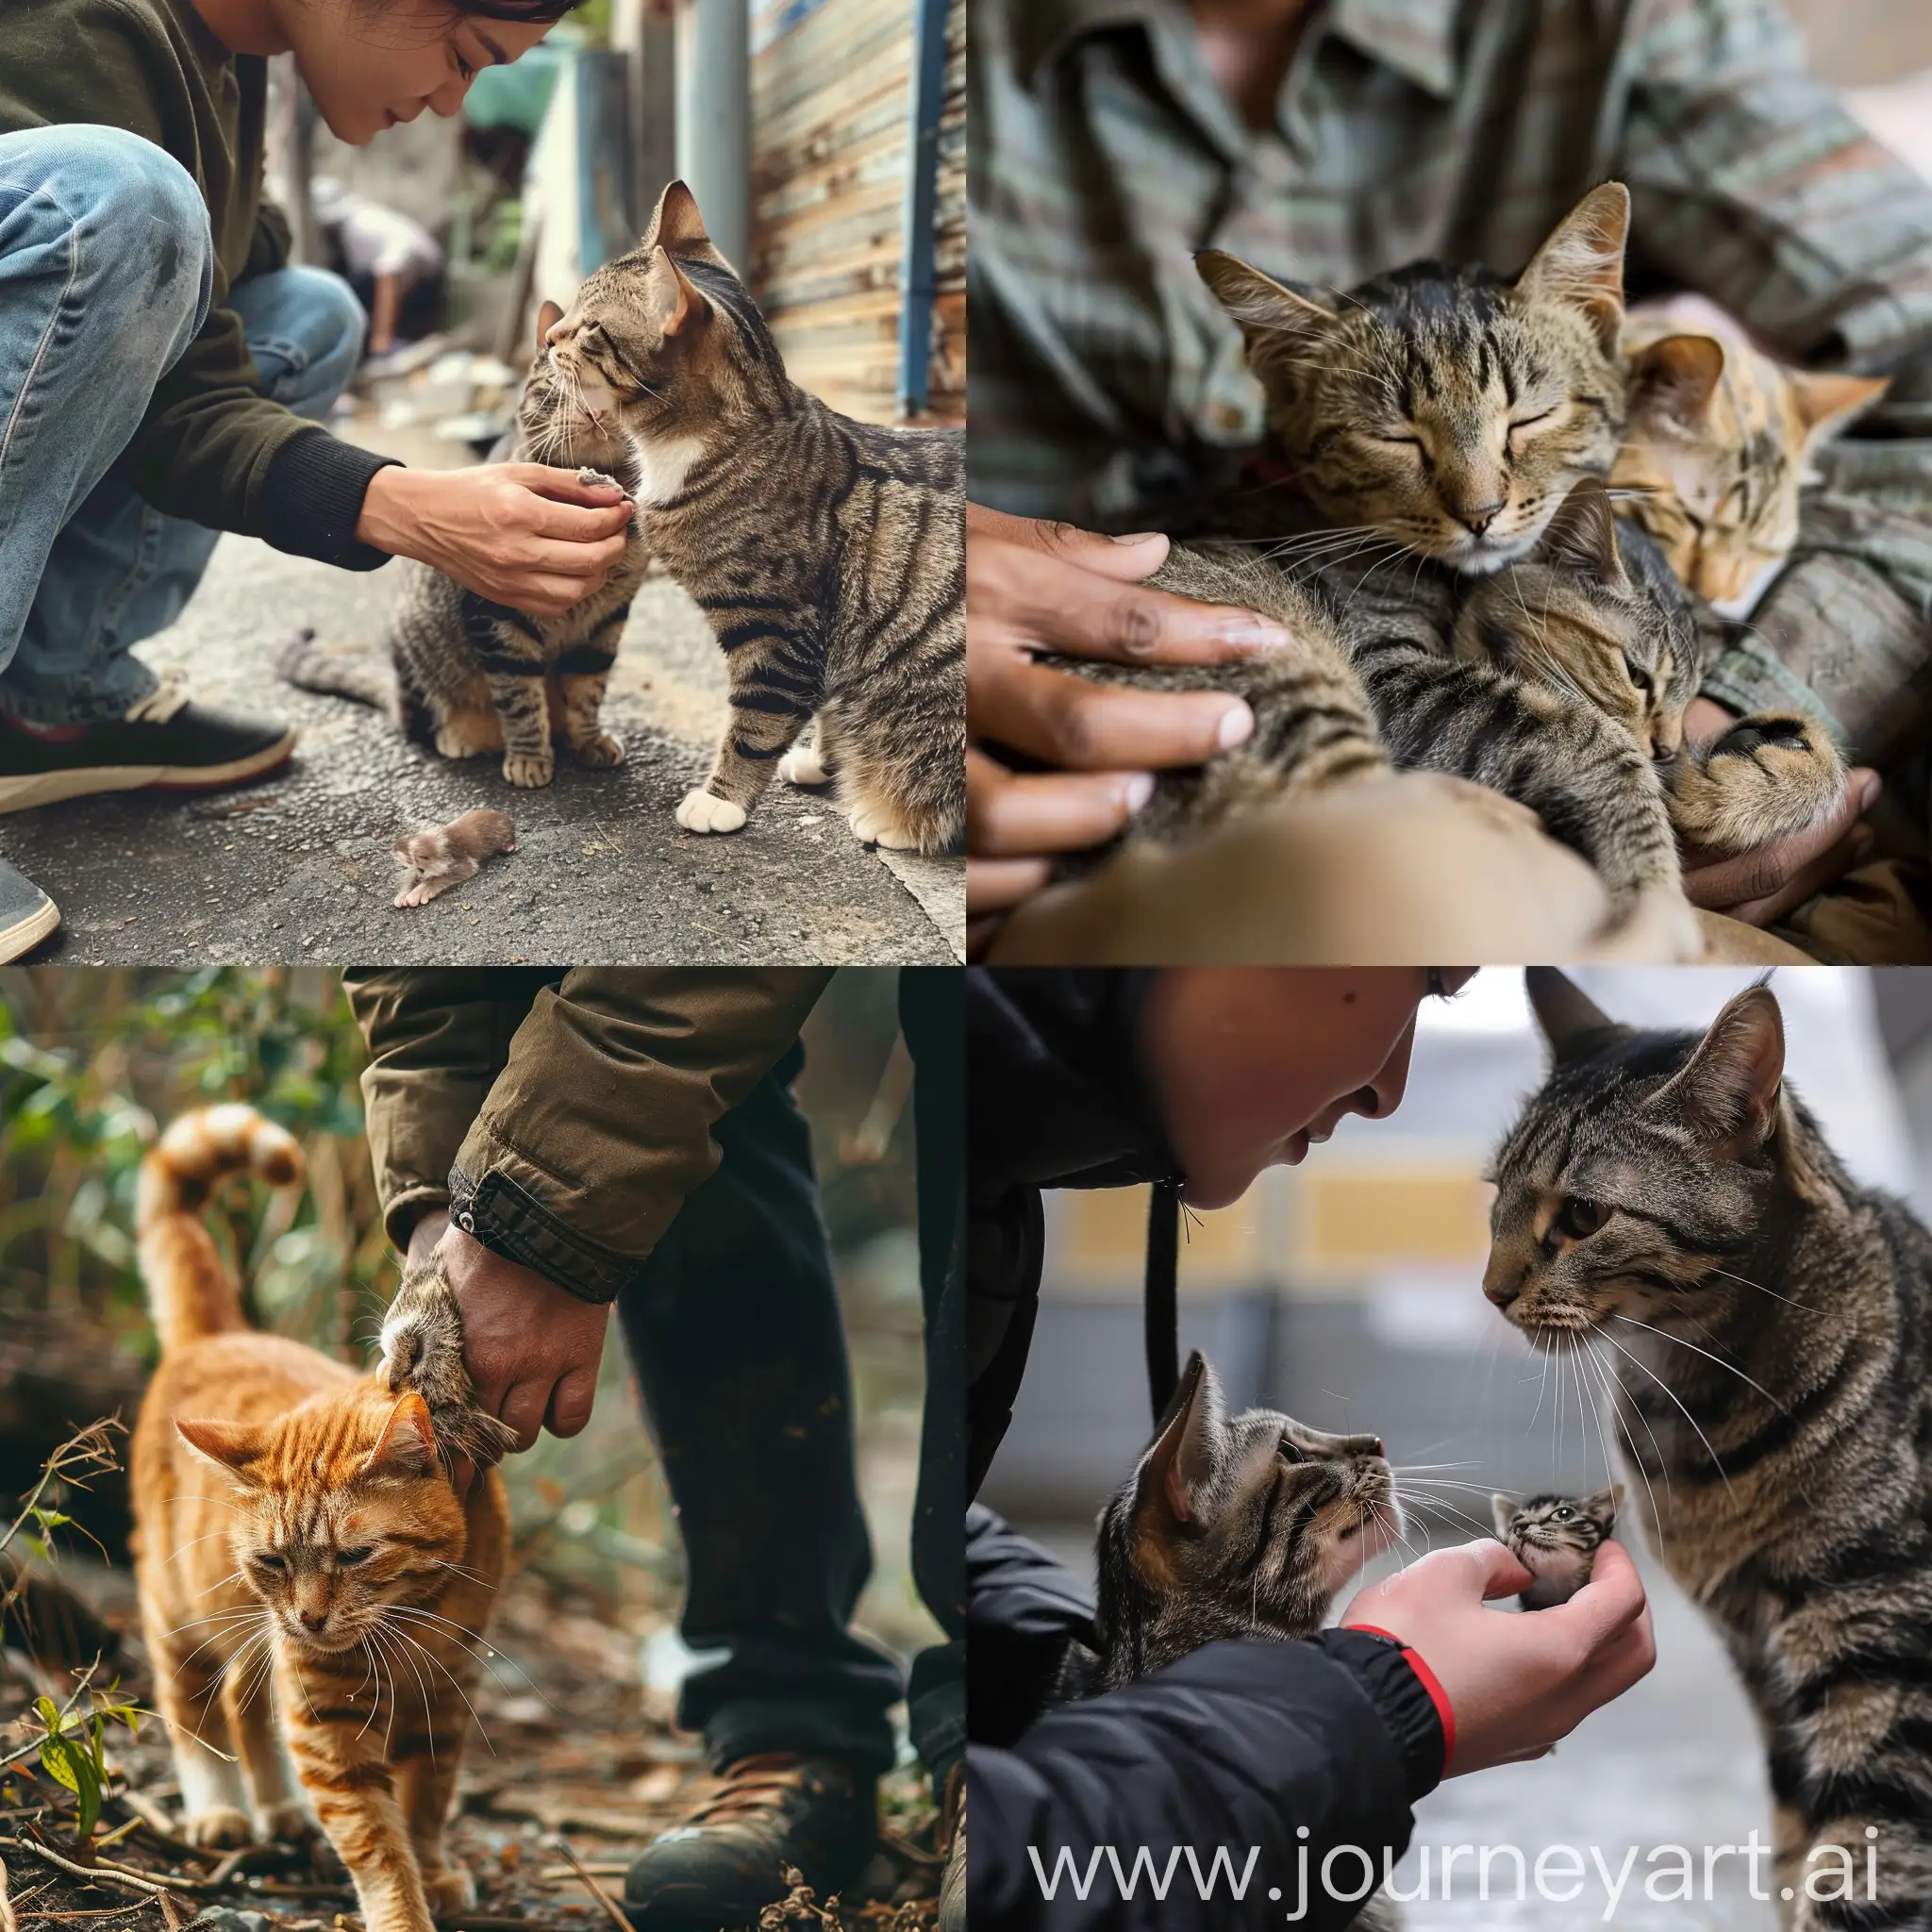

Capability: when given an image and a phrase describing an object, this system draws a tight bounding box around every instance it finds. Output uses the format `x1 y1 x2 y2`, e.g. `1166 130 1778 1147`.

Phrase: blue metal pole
895 0 948 419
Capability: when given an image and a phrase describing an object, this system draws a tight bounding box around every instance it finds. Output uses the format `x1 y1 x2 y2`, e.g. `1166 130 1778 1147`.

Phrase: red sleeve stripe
1341 1623 1457 1767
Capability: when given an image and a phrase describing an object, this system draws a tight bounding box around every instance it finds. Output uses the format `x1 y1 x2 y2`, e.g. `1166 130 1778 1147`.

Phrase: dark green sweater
1 0 397 567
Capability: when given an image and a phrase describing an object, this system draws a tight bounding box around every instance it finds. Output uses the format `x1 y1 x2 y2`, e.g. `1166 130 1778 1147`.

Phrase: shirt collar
1014 0 1460 105
1326 0 1460 100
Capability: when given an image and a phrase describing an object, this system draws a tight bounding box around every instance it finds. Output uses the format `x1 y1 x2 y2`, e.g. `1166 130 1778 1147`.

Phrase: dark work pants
613 969 964 1787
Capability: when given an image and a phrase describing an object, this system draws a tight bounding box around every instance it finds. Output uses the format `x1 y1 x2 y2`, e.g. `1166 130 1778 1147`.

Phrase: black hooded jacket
966 968 1447 1930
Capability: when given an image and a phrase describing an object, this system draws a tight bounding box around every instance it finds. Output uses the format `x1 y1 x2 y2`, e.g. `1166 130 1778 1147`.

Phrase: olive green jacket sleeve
345 968 834 1302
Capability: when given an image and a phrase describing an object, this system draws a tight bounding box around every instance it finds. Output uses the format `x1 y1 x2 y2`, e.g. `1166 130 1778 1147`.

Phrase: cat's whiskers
1703 1264 1821 1316
377 1617 496 1756
1581 1336 1667 1553
1609 1311 1785 1410
1594 1325 1735 1496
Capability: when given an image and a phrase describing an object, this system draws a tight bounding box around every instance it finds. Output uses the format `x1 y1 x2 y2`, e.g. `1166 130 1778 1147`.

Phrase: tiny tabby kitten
1490 1487 1623 1610
281 313 648 789
130 1108 508 1932
546 180 964 854
1488 973 1932 1927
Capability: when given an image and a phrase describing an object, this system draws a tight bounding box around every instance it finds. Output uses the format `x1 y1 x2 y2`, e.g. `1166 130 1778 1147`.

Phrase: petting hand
406 1209 609 1461
356 463 634 617
1341 1538 1655 1775
1678 700 1881 926
966 504 1297 940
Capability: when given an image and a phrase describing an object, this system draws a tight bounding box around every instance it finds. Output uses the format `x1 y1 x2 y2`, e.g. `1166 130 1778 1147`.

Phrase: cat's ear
362 1391 440 1480
649 247 710 339
535 300 564 358
1136 1350 1219 1529
1524 968 1621 1066
1630 334 1724 429
1195 252 1339 381
1582 1485 1624 1532
175 1417 271 1485
1539 478 1630 592
1788 369 1890 442
1491 1493 1519 1540
1649 983 1785 1155
1517 182 1629 350
644 179 731 269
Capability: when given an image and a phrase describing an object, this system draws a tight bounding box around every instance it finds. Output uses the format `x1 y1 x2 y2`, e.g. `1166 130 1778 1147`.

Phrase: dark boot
623 1753 879 1931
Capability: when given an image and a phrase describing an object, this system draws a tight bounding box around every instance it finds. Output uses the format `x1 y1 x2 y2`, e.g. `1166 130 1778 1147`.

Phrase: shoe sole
0 731 297 814
0 894 60 964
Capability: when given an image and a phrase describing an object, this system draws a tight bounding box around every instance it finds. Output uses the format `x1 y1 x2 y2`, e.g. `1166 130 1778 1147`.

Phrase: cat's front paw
1666 712 1847 857
572 730 625 768
676 789 747 835
183 1807 256 1849
778 743 828 788
501 751 556 789
420 1864 477 1915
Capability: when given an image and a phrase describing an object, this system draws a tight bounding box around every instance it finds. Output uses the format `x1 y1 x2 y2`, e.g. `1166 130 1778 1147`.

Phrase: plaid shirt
968 0 1932 758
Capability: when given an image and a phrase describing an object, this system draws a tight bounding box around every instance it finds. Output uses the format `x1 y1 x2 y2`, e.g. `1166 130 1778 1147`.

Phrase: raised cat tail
137 1105 305 1353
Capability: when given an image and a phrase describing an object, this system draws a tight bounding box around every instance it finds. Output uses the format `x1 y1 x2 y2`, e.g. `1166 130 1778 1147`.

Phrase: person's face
1138 968 1472 1209
279 0 551 145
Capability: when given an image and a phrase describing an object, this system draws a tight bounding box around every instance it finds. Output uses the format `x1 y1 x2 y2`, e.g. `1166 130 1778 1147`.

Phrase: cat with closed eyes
1486 971 1932 1928
1048 186 1844 924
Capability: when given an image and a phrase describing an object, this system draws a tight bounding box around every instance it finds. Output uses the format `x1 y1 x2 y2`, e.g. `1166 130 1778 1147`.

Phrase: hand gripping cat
130 1108 509 1932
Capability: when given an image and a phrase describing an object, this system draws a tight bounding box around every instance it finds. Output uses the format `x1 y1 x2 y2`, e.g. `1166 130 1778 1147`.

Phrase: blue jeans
0 124 364 725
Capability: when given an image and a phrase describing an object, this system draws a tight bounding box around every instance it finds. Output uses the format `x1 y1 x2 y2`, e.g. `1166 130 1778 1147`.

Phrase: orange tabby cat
129 1106 508 1932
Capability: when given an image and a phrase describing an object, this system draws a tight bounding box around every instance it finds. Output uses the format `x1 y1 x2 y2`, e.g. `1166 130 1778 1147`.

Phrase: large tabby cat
1617 297 1890 617
1055 1352 1403 1929
1486 971 1932 1927
1050 186 1846 908
130 1106 508 1932
280 309 648 789
543 180 964 854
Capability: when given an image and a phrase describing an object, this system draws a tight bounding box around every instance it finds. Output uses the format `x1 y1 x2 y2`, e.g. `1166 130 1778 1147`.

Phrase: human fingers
547 1362 600 1440
966 858 1053 918
979 541 1293 664
968 754 1155 856
503 461 631 508
1557 1539 1650 1648
497 1380 553 1456
968 507 1174 582
448 1456 475 1500
974 655 1254 771
1682 769 1878 922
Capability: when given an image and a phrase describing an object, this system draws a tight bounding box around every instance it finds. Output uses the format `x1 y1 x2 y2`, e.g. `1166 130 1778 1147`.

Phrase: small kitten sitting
392 808 517 908
1490 1486 1623 1610
378 1260 520 1476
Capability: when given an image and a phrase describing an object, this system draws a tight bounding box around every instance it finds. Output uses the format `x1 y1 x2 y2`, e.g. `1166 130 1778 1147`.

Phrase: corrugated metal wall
748 0 966 426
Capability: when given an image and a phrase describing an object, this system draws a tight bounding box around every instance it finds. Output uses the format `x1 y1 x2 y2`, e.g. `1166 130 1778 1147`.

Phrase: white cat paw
779 744 828 788
501 752 556 789
676 790 747 834
256 1802 314 1844
422 1865 477 1914
847 806 918 850
184 1808 255 1850
573 730 626 769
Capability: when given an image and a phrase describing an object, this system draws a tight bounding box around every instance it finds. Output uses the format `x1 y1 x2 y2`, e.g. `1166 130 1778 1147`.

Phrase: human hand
967 505 1295 932
356 463 634 616
1341 1538 1655 1775
405 1210 608 1469
1682 768 1880 927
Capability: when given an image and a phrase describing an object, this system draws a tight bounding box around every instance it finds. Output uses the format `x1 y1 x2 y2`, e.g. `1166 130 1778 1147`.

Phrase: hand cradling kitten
378 1260 520 1474
1491 1486 1624 1610
393 808 517 908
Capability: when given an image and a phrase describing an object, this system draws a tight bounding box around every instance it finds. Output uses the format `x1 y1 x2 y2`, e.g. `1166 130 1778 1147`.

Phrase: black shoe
0 858 58 959
0 674 295 812
623 1754 878 1932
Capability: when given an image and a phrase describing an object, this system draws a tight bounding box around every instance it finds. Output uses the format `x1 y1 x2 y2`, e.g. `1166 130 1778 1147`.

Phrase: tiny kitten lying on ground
1487 973 1932 1927
392 808 517 908
1055 1352 1403 1928
282 308 649 789
543 180 964 854
131 1107 507 1932
1490 1487 1623 1609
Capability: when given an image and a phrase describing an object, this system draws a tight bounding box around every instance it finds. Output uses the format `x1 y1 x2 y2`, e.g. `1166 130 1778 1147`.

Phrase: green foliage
33 1682 139 1843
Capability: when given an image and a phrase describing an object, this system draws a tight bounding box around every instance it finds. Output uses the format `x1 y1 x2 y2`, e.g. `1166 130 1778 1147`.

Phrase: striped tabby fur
280 330 649 789
130 1106 508 1932
1487 973 1932 1928
546 180 964 853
